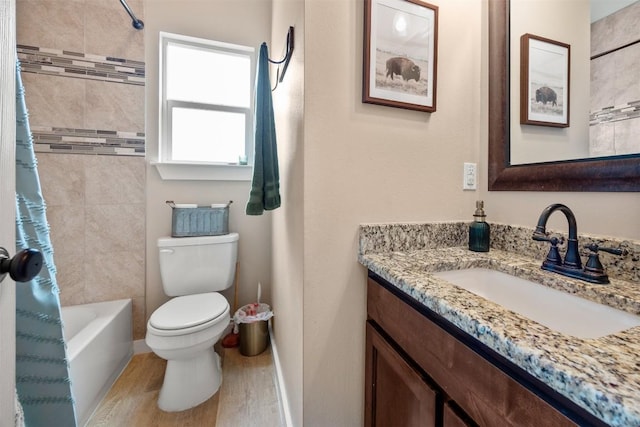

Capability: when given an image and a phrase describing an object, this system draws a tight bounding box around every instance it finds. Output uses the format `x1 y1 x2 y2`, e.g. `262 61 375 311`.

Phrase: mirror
488 0 640 191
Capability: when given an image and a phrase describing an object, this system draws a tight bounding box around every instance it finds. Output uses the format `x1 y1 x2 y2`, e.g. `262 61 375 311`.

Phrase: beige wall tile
84 249 145 301
589 122 615 157
84 80 145 131
85 203 145 253
591 4 638 57
614 43 640 105
17 0 85 51
84 156 145 205
615 119 640 155
131 296 146 340
46 204 87 306
36 153 85 207
46 204 85 255
84 0 144 60
56 253 87 307
21 73 85 129
590 56 616 112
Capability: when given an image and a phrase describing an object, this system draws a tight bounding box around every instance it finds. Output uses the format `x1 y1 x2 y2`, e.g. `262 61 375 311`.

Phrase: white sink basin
432 268 640 339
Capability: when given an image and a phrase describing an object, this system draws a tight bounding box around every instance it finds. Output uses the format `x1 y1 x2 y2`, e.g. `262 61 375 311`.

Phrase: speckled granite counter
358 222 640 427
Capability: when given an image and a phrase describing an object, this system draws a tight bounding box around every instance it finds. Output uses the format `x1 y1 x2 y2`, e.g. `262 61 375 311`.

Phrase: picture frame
520 33 570 127
363 0 438 112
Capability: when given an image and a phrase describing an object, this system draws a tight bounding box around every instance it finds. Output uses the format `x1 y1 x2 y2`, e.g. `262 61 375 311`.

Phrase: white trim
151 161 253 181
1 0 16 420
268 321 294 427
158 31 254 54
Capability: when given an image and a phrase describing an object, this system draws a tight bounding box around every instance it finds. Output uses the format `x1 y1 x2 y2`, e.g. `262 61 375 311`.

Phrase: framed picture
363 0 438 112
520 33 570 127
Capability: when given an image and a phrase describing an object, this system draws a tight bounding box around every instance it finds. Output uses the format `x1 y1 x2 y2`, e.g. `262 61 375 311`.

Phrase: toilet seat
149 293 229 336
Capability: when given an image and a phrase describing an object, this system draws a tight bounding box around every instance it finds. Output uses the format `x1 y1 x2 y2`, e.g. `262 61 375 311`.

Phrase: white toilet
145 233 239 412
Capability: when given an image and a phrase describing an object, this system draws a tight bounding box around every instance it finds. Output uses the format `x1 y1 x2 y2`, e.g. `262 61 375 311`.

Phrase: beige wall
271 1 305 425
302 0 482 424
143 1 273 325
16 0 147 339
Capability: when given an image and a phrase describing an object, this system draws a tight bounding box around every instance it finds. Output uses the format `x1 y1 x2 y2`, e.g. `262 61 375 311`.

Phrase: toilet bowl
146 293 230 411
145 233 238 412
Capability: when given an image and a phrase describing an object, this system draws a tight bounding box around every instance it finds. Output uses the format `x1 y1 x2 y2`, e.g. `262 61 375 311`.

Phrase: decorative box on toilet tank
167 201 232 237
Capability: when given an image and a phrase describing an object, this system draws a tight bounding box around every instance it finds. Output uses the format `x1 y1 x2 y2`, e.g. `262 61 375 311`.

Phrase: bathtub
62 299 133 426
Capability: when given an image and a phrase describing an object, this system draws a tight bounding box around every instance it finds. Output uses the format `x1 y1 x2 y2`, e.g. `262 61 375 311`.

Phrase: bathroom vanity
359 222 640 427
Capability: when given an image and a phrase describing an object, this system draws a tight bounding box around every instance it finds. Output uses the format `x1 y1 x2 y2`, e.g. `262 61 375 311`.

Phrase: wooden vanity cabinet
365 323 440 427
365 273 607 427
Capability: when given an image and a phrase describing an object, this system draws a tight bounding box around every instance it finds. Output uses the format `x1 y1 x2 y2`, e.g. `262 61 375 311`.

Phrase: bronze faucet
532 203 626 284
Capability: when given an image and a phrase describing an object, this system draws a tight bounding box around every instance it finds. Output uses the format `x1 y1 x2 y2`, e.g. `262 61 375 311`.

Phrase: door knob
0 247 43 283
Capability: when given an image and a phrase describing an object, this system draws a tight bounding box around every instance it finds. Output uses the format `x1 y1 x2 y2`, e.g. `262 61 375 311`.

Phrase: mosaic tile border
32 126 145 157
17 45 145 86
590 101 640 125
18 45 146 155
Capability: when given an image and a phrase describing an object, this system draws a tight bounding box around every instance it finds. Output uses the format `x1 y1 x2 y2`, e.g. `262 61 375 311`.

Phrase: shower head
119 0 144 30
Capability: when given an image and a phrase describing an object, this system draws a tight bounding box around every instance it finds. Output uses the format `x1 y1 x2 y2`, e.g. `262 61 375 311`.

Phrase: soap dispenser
469 200 490 252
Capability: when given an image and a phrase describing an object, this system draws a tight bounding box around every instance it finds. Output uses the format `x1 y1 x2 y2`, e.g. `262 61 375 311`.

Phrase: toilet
145 233 239 412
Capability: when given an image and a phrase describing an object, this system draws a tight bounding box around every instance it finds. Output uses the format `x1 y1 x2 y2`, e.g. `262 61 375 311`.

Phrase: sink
432 268 640 339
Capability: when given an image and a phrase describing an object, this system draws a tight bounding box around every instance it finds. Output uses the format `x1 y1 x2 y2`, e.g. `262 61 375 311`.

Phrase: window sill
151 161 253 181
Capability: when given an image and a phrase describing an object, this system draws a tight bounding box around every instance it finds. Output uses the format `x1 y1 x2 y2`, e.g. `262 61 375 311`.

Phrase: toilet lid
149 293 228 330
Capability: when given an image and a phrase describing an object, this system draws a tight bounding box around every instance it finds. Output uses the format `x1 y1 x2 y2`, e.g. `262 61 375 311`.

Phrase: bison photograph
373 51 429 97
521 33 569 126
528 83 564 118
362 0 437 111
385 57 420 82
535 86 557 107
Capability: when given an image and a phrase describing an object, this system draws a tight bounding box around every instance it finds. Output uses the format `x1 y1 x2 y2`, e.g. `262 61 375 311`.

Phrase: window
158 32 254 176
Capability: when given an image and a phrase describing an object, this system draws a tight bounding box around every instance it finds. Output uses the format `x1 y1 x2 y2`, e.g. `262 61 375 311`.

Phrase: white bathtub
62 299 133 426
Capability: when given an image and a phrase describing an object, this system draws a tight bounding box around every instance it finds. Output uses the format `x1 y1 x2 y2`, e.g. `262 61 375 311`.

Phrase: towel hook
268 26 294 91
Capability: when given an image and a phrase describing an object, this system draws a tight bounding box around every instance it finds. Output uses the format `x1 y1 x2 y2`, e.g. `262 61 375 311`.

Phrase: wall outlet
463 162 477 190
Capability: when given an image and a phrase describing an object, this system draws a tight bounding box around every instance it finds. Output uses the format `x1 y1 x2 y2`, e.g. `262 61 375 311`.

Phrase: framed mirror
488 0 640 191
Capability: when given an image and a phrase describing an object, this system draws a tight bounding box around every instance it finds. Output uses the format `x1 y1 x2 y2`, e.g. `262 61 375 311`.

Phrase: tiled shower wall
16 0 146 339
590 1 640 157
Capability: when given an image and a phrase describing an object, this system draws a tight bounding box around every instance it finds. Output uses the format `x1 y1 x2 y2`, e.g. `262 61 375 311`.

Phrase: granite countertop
358 224 640 427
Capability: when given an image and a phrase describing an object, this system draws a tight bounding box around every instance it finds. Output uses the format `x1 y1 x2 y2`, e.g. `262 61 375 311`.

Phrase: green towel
246 43 281 215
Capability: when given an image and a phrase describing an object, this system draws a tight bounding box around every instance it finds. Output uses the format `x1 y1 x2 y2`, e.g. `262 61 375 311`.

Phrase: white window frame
154 32 255 181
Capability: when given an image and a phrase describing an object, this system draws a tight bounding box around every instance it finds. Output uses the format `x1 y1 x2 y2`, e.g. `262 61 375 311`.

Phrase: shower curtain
14 60 77 426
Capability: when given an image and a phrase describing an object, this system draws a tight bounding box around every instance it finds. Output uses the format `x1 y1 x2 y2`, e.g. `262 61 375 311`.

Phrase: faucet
532 203 626 284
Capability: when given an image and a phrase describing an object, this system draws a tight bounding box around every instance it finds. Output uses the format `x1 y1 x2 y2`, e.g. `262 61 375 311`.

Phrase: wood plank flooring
88 345 282 427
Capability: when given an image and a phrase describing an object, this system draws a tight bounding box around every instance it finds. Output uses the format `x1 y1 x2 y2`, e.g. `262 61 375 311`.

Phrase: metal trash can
239 320 269 356
234 302 273 357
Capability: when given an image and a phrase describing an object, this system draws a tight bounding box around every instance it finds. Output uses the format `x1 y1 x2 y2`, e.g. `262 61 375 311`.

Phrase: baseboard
133 339 151 354
268 321 294 427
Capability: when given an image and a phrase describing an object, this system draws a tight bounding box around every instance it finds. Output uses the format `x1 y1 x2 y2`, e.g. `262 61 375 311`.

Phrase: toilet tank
157 233 239 296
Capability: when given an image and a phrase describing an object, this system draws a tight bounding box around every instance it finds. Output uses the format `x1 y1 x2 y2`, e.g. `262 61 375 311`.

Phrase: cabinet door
444 401 476 427
365 322 439 427
368 277 580 427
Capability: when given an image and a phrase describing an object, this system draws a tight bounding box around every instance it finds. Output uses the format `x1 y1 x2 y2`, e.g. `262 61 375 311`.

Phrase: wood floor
88 345 282 427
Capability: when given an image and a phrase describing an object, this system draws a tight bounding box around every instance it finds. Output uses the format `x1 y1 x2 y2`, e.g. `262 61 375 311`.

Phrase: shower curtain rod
119 0 144 30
